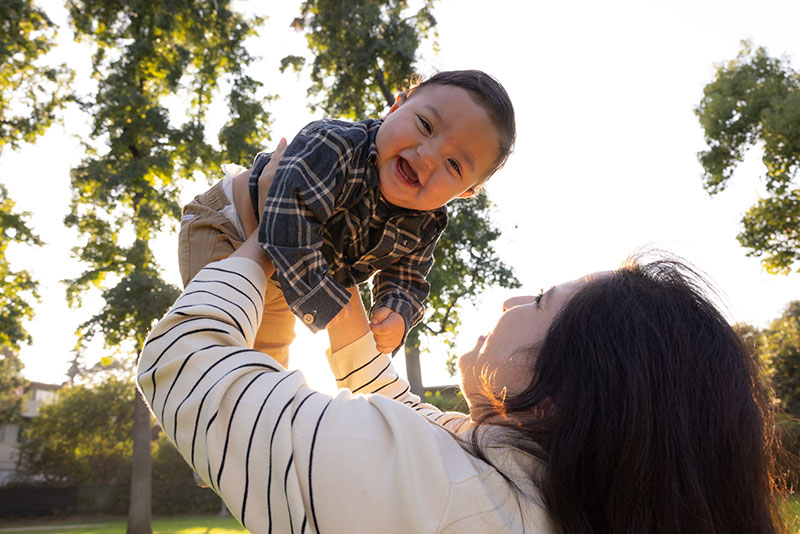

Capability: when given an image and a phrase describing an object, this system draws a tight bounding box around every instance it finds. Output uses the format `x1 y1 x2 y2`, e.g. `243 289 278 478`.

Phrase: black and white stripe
137 258 530 533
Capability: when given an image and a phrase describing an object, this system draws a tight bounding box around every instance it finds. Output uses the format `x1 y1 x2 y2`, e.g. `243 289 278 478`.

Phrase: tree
0 348 29 426
695 42 800 274
285 0 518 394
1 0 70 424
416 195 519 380
759 301 800 418
0 185 42 424
16 376 134 486
0 0 72 155
282 0 438 119
64 2 271 532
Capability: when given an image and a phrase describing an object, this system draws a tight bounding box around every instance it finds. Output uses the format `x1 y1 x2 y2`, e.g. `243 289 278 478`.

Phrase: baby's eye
448 158 461 175
418 116 432 134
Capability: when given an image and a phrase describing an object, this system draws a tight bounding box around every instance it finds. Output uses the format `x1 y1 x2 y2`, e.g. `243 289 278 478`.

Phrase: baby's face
375 84 500 211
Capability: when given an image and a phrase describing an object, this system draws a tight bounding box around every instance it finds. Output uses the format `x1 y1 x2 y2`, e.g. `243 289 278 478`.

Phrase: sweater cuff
325 331 379 378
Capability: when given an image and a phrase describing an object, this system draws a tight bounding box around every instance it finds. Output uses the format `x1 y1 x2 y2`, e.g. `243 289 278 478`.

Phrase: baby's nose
417 143 436 170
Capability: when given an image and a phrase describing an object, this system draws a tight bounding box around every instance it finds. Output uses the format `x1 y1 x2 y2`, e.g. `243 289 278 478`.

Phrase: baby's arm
371 227 443 350
260 121 372 332
369 307 405 354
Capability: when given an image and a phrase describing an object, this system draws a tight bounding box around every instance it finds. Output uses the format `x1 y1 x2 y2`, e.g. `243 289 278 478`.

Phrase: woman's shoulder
436 427 554 533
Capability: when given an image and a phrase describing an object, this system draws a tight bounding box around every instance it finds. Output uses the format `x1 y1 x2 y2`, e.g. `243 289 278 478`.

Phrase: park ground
0 500 798 534
0 514 246 534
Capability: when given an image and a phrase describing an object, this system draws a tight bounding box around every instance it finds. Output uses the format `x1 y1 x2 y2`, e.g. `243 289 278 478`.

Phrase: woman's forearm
230 232 275 279
232 167 258 236
326 287 371 353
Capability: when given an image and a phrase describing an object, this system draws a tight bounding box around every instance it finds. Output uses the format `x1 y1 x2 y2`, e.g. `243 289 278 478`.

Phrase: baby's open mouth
397 157 420 186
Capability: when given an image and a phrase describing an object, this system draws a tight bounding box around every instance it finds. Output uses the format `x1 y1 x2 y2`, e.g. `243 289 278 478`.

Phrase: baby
179 70 515 365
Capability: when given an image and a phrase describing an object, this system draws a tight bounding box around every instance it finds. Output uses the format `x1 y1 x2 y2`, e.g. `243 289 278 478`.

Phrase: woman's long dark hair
472 255 783 533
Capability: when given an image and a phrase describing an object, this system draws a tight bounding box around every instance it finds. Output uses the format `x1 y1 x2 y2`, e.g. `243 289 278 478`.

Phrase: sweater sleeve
326 332 473 435
137 257 481 534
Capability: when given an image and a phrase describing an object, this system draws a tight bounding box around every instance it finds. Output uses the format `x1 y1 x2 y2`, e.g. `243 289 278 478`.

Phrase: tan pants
178 180 295 367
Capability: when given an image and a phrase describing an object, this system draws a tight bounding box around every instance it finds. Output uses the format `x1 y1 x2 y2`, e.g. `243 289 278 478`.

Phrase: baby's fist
369 307 404 354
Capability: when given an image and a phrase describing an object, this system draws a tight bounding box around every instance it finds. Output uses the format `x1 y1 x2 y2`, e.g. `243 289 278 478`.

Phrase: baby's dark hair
406 70 516 184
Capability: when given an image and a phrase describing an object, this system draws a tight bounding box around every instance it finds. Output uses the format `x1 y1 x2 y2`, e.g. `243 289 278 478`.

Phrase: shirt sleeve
258 121 360 333
372 227 441 338
136 257 480 534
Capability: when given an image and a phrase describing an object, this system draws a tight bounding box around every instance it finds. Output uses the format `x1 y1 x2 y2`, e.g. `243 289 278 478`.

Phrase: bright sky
3 0 800 394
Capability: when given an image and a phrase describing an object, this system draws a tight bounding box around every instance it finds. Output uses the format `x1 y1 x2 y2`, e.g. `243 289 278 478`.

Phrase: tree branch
375 66 394 107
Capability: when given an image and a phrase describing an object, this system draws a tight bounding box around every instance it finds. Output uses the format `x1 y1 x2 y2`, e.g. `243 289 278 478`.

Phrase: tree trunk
404 345 424 396
375 66 394 107
127 389 152 534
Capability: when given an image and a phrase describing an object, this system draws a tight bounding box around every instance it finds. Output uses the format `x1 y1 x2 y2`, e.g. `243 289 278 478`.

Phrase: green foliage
151 436 220 515
0 0 72 155
415 194 520 374
780 492 800 531
64 0 271 350
285 0 438 119
750 303 800 492
0 349 29 425
423 388 467 413
17 376 135 485
695 42 800 273
759 301 800 417
0 184 42 353
774 412 800 493
61 5 271 527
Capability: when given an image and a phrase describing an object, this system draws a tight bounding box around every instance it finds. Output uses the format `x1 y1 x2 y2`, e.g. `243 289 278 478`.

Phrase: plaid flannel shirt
254 118 448 338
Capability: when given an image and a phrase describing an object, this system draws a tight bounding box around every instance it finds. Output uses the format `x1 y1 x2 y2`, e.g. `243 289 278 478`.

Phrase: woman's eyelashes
534 289 544 307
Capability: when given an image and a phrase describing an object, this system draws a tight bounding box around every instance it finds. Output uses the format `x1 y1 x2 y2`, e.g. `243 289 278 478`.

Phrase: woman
138 156 783 533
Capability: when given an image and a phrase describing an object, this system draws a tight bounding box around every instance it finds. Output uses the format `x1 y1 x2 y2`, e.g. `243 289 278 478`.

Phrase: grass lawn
0 515 248 534
0 500 798 533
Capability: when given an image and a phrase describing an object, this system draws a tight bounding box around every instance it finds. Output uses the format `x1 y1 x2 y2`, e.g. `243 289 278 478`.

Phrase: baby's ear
457 188 476 199
385 92 407 117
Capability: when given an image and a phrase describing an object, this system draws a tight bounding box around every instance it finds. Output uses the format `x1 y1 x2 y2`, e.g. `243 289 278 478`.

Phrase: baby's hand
369 307 405 354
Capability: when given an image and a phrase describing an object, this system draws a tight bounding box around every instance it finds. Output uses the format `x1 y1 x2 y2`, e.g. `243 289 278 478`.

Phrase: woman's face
458 272 608 418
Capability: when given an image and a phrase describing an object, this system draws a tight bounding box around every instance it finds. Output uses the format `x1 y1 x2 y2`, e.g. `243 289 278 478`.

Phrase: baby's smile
396 156 420 186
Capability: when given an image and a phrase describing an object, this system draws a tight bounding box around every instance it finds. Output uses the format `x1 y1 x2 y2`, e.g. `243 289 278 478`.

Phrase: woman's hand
257 137 287 222
232 138 288 236
230 138 289 278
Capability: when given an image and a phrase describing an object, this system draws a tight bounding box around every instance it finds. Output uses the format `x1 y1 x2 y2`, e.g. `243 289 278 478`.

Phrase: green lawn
0 515 248 534
0 501 798 534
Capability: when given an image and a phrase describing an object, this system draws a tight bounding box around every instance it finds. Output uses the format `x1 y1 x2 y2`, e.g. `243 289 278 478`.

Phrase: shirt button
402 239 409 246
302 312 315 325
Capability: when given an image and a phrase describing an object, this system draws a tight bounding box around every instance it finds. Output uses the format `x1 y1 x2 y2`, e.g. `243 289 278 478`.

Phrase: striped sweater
137 257 553 534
